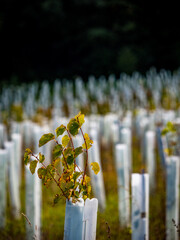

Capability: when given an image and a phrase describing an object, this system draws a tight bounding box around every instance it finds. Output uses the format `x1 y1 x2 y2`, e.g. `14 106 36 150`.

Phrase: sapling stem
66 128 75 149
53 138 69 170
31 152 68 199
66 128 77 170
54 133 82 173
80 127 88 184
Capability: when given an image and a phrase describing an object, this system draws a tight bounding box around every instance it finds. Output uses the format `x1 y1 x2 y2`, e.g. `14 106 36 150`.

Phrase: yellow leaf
62 135 70 147
87 185 91 195
84 175 91 183
90 162 100 175
164 148 169 155
78 114 85 126
82 133 93 149
84 133 90 140
83 195 87 200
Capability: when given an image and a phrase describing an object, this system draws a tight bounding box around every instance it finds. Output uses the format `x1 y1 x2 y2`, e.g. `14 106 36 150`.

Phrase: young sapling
24 112 100 204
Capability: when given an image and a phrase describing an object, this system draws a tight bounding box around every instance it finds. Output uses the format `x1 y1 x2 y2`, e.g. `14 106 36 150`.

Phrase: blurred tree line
0 0 180 83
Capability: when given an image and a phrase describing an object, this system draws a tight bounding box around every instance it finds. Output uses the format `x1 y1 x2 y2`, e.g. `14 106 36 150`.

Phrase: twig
66 128 77 170
22 213 38 240
21 212 32 226
172 219 180 232
31 152 68 199
106 222 111 239
80 127 88 184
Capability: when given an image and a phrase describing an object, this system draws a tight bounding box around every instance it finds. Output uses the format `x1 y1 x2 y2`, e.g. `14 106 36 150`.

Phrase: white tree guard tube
115 144 130 226
122 111 132 129
0 149 8 228
22 120 33 148
25 161 41 240
131 173 149 240
103 114 118 146
64 198 98 240
33 124 52 166
41 124 52 166
0 124 6 148
137 116 149 163
111 121 120 145
12 133 22 190
83 198 98 240
89 128 106 211
145 131 156 190
156 127 167 168
5 141 21 218
166 156 179 240
64 198 84 240
33 124 44 154
120 127 132 173
53 116 68 140
135 112 148 138
11 121 23 135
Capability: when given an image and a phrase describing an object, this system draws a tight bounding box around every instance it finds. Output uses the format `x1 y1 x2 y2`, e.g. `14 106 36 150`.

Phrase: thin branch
106 222 111 239
21 212 32 226
31 152 68 199
66 128 75 149
53 138 69 172
80 127 88 184
66 128 77 170
54 139 59 145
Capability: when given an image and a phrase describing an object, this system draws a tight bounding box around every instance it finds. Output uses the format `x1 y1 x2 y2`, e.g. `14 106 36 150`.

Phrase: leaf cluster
24 112 100 203
161 121 178 156
161 121 176 136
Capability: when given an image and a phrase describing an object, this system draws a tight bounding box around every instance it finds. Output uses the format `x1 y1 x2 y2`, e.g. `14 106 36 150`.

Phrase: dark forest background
1 0 180 83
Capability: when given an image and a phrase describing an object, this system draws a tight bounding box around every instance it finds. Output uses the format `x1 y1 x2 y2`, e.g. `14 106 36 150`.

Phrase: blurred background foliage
0 0 180 83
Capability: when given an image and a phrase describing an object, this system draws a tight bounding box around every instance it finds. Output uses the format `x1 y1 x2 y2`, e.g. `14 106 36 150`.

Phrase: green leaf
167 121 176 132
55 125 66 137
37 167 47 179
30 160 38 174
47 164 55 174
167 121 173 129
161 121 176 136
24 148 32 165
53 144 63 160
62 135 70 147
52 158 60 167
24 154 30 165
64 147 74 158
74 191 80 198
67 154 74 165
90 162 100 174
37 166 55 187
67 118 80 136
74 146 83 158
39 152 45 163
25 148 32 154
73 172 81 181
161 128 169 136
46 164 55 178
39 133 55 147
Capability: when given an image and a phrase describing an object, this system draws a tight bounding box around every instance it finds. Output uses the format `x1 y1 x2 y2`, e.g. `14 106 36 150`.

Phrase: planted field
0 69 180 239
